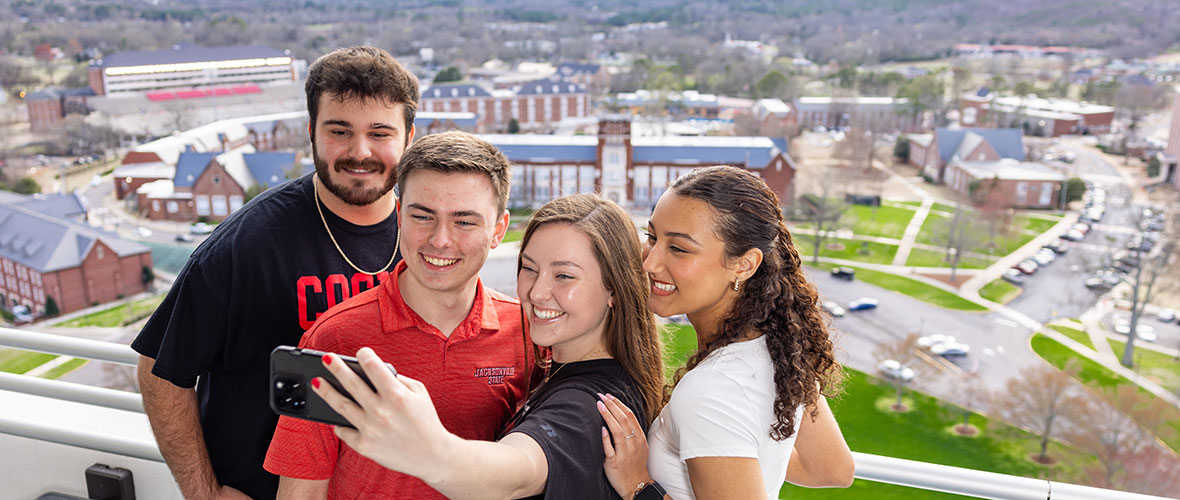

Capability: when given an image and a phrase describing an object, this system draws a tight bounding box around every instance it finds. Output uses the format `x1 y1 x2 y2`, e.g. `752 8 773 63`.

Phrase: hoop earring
733 278 741 291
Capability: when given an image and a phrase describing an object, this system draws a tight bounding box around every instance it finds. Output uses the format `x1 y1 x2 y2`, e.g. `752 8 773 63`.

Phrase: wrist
421 432 465 485
631 479 666 500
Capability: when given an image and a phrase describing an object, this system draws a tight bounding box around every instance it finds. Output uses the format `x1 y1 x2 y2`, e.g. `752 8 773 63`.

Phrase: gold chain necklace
313 179 400 276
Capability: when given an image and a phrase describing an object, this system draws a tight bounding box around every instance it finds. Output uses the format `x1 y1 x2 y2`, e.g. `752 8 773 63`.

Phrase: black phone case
269 346 393 428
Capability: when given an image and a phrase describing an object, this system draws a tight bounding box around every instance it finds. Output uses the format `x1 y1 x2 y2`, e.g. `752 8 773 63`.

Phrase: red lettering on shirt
296 272 384 330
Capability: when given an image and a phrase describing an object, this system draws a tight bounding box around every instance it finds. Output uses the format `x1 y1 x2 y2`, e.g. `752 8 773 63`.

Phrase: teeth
653 280 676 292
423 256 458 267
534 308 564 319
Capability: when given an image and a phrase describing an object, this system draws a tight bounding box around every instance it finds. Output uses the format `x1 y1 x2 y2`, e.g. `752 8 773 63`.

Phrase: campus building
907 127 1025 183
485 117 796 208
0 193 152 318
959 95 1114 136
86 44 298 96
794 96 925 133
420 80 590 131
944 158 1065 210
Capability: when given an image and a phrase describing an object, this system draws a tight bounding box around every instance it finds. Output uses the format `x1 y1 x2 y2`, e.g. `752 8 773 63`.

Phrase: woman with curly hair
597 165 854 500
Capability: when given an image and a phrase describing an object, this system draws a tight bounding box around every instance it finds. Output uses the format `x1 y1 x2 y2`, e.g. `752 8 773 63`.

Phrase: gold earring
733 278 741 291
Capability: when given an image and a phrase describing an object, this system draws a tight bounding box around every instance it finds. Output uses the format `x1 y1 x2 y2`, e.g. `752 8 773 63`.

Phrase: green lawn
795 235 899 265
39 358 88 379
979 279 1022 304
502 230 524 244
905 247 996 269
809 263 987 311
1107 339 1180 393
780 370 1096 499
0 349 57 374
846 204 916 240
1016 215 1061 234
54 295 165 328
1031 334 1180 452
915 213 1038 258
1049 324 1094 351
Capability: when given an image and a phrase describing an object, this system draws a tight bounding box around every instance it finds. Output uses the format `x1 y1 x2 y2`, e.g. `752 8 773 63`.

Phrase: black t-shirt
131 174 401 500
505 359 649 500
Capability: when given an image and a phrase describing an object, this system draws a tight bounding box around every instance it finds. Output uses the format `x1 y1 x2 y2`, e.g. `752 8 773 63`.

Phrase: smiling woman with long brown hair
596 165 853 500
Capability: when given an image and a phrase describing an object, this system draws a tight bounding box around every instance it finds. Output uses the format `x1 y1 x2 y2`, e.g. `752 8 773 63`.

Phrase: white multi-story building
88 44 297 96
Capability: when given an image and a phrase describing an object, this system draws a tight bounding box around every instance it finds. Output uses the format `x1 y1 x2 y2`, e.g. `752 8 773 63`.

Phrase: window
1016 182 1028 203
152 200 160 212
96 246 105 260
229 195 244 213
196 195 211 216
167 201 179 213
212 195 228 216
213 175 221 185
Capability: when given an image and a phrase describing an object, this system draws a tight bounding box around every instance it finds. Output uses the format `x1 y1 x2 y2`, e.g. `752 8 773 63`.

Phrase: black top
505 358 648 500
131 174 400 500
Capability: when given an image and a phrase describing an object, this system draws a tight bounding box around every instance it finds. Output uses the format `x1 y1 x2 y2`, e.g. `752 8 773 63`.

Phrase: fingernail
602 426 608 436
605 393 615 400
598 392 607 401
596 400 607 411
323 354 332 365
311 377 321 389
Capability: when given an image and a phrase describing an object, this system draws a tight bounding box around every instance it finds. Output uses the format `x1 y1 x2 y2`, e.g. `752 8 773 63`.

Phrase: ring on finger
624 433 635 439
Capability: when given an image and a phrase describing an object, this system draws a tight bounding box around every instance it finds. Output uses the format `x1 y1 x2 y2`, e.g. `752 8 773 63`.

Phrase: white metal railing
0 327 1173 498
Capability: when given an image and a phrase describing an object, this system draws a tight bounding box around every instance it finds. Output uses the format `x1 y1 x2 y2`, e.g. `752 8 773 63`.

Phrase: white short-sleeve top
646 336 804 499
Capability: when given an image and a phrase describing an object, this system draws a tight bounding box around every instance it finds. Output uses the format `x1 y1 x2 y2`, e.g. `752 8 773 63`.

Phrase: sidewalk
892 198 933 266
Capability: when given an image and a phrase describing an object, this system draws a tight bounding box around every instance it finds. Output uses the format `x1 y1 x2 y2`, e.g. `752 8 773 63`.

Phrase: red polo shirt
264 260 531 499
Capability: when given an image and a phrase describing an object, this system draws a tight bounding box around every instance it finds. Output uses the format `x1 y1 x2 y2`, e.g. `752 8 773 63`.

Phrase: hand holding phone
269 345 396 427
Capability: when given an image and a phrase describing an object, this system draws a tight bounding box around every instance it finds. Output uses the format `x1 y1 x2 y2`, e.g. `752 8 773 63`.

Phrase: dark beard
312 142 398 206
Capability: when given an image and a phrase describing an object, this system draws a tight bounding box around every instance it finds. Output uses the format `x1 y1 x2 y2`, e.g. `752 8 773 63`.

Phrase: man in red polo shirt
265 131 532 499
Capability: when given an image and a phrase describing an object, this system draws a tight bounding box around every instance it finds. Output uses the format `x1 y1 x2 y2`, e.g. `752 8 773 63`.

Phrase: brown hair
669 166 841 440
305 46 419 141
396 130 511 214
519 194 666 424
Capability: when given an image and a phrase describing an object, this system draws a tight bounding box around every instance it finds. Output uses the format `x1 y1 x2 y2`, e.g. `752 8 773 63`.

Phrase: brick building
486 117 795 208
908 128 1025 183
959 95 1114 136
420 80 590 131
794 96 925 133
944 158 1065 209
25 87 95 132
0 200 151 319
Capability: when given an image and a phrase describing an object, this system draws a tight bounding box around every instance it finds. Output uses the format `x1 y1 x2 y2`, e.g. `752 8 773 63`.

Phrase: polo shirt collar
378 260 502 340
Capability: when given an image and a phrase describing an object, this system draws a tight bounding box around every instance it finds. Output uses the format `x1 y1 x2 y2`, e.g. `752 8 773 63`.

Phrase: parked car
1014 260 1038 275
191 222 214 235
1002 268 1026 286
1158 309 1177 323
1032 250 1055 265
848 298 879 311
931 341 971 357
821 301 846 318
12 305 33 323
1059 230 1084 242
918 334 955 348
1084 277 1113 290
830 267 855 281
1070 222 1091 235
877 359 916 383
175 233 195 243
1044 241 1068 255
1113 319 1157 342
136 227 153 238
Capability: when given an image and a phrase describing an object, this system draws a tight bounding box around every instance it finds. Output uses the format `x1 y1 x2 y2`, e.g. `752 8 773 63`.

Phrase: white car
12 305 33 323
877 359 916 383
931 342 971 357
191 222 214 235
821 301 846 318
1113 319 1157 342
1032 251 1055 265
918 334 955 348
136 227 153 238
1158 309 1177 323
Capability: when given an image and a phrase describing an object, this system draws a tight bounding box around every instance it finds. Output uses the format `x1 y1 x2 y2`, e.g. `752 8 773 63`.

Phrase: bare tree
1117 209 1178 368
794 167 851 265
1119 445 1180 498
951 371 988 435
873 333 923 411
931 203 984 280
1066 385 1150 488
995 361 1080 464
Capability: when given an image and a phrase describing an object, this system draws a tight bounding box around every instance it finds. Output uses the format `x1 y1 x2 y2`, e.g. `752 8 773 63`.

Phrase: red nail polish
311 378 321 389
323 354 332 365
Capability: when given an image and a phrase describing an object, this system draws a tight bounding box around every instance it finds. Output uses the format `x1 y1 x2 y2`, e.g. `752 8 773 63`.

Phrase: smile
652 280 677 292
342 167 377 174
423 255 459 267
533 307 565 320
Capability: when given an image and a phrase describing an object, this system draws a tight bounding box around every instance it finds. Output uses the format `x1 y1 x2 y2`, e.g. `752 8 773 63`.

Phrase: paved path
892 198 933 266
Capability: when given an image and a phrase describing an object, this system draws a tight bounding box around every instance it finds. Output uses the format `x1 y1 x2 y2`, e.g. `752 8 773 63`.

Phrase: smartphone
269 345 396 428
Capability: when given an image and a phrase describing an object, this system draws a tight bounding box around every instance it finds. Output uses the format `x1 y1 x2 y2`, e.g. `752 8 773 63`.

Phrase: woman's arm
598 395 767 500
313 348 548 500
784 395 854 488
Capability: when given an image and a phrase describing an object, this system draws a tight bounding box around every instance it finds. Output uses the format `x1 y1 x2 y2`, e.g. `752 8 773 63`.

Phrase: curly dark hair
669 166 842 440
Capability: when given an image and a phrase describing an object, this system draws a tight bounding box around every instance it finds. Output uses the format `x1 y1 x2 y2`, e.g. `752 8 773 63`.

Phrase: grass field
54 295 165 328
1048 324 1094 350
1030 334 1180 452
905 247 996 269
1016 215 1061 234
915 213 1037 258
846 204 917 240
809 263 987 311
794 235 899 265
979 279 1022 304
502 230 524 243
0 349 57 374
1106 339 1180 393
39 358 88 379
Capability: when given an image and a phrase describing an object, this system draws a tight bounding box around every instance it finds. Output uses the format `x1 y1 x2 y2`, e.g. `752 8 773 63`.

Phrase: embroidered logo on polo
474 366 516 385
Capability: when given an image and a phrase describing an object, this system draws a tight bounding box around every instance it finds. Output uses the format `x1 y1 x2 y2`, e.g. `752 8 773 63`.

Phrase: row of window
194 194 245 217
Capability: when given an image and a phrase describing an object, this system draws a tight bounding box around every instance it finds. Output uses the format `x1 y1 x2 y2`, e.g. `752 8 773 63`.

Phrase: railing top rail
0 326 139 366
